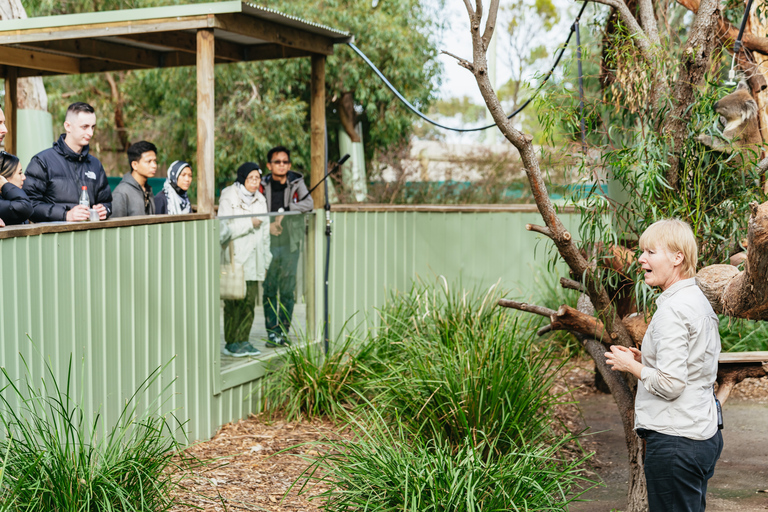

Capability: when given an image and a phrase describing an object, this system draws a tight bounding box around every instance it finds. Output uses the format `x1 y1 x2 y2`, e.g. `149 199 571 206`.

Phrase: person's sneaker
265 332 283 348
223 342 261 357
279 334 292 346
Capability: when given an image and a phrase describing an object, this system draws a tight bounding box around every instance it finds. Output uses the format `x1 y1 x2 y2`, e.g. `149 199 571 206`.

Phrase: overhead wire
346 0 590 133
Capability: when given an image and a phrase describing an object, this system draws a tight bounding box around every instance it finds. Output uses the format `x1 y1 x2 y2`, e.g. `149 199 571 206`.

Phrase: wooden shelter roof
0 1 353 77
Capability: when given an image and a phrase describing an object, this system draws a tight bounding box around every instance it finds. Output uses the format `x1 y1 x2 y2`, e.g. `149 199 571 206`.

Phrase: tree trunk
0 0 48 112
662 0 721 189
697 201 768 319
748 0 768 162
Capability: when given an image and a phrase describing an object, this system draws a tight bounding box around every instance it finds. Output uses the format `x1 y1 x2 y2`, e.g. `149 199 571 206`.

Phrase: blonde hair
638 219 698 278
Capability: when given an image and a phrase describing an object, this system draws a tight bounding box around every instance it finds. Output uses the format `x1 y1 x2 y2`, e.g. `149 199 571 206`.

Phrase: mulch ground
170 358 768 511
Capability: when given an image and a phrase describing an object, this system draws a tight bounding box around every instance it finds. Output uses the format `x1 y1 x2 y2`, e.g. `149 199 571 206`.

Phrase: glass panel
217 210 312 369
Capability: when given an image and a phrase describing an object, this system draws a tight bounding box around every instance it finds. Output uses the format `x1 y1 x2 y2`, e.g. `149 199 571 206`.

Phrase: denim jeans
263 244 300 335
639 429 723 512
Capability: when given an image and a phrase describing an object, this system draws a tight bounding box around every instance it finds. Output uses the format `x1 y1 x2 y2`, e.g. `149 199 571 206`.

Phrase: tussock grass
270 280 593 510
0 353 195 512
301 410 595 512
263 325 378 421
371 281 564 453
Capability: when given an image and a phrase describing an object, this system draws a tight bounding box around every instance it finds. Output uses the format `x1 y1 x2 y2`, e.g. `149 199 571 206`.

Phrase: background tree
27 0 442 195
447 0 768 510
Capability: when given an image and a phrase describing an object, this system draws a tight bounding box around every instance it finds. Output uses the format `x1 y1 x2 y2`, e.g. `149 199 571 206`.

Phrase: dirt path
569 385 768 511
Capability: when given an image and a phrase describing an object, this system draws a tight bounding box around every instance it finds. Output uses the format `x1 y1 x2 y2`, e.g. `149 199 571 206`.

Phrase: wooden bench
717 352 768 403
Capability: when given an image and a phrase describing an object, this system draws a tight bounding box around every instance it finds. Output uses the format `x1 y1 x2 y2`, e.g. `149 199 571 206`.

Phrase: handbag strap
228 241 235 264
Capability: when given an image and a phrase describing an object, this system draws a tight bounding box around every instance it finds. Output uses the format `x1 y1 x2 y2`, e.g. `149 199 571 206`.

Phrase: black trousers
223 280 259 344
263 244 300 335
640 429 723 512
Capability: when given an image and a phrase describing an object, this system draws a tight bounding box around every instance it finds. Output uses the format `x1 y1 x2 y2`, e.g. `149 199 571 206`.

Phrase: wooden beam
196 29 215 217
79 51 198 73
4 67 17 155
117 32 244 62
214 13 334 55
242 43 310 61
0 17 211 45
310 54 326 208
0 46 80 75
20 40 160 68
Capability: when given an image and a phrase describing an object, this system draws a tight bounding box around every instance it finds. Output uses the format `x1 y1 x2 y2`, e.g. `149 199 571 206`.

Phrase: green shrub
301 413 594 512
0 354 194 512
719 315 768 352
263 327 378 421
371 282 563 453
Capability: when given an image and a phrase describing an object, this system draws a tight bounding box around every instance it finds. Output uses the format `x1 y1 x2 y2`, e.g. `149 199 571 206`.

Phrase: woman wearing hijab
218 162 271 357
0 151 32 225
155 160 193 214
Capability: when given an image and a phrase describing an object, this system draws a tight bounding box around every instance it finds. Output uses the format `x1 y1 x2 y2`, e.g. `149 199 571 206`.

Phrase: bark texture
698 202 768 319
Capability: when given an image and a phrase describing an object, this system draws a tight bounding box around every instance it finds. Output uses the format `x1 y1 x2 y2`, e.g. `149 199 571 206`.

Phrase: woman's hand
604 345 644 379
252 217 263 229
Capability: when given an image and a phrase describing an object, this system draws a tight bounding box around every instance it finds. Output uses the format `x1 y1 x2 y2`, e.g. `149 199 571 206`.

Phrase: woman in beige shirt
605 219 722 512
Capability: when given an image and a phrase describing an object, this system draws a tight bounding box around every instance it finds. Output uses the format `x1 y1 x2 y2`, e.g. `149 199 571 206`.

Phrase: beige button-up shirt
635 278 721 440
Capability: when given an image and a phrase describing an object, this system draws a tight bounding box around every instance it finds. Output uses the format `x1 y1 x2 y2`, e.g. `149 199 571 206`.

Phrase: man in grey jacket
113 141 157 217
261 146 314 347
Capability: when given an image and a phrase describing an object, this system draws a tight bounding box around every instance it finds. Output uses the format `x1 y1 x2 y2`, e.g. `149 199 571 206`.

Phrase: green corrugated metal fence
0 219 260 442
327 208 581 336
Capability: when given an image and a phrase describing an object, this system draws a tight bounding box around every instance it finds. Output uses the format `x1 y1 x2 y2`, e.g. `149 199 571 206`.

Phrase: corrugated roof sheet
0 1 351 41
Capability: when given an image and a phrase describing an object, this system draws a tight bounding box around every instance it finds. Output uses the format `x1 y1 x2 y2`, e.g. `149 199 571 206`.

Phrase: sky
431 0 579 101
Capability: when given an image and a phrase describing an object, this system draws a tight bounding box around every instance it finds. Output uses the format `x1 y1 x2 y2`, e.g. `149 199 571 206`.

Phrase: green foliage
719 315 768 352
302 412 594 512
263 326 377 421
537 19 766 313
370 282 564 454
30 0 442 186
0 353 195 512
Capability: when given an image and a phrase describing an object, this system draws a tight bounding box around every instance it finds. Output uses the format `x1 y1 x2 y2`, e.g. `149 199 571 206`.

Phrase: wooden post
4 67 18 155
196 29 215 216
307 54 326 339
310 54 326 208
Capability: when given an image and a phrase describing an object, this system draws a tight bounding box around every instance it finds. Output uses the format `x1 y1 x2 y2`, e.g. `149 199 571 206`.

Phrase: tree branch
716 362 768 404
482 0 500 51
585 0 655 62
560 277 587 293
697 201 768 320
497 299 556 318
441 51 474 72
526 223 554 239
465 0 634 348
677 0 768 55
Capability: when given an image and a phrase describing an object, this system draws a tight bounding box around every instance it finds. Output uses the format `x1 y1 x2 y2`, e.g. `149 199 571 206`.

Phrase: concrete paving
568 392 768 511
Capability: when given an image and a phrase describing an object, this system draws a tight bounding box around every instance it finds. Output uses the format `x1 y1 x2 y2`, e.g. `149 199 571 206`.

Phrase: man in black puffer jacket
23 102 112 223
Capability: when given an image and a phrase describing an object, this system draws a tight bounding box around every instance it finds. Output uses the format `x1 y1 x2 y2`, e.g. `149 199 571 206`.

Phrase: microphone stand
299 154 349 203
301 154 349 353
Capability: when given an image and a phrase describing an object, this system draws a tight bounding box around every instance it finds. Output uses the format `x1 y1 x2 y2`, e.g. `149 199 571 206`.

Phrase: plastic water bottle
79 186 90 221
79 186 90 208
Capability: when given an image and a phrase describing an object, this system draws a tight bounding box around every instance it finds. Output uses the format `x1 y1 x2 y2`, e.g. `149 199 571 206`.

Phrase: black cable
346 0 589 133
575 16 586 153
734 0 755 54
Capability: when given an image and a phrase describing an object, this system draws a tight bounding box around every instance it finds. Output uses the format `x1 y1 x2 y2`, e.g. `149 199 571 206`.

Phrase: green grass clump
302 413 594 512
0 355 194 512
264 327 377 421
372 282 563 453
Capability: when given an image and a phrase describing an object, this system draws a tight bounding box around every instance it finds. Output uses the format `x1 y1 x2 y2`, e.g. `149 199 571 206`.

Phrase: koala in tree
696 81 763 163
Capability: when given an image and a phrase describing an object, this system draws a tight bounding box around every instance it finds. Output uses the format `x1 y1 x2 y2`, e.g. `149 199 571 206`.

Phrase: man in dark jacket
261 146 314 347
112 141 157 217
23 102 112 222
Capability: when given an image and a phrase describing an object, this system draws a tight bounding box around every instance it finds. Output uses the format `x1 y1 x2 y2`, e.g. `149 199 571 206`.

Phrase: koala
696 81 763 163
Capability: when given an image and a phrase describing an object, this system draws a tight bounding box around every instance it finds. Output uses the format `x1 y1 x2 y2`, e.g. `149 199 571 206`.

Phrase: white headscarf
163 160 192 214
